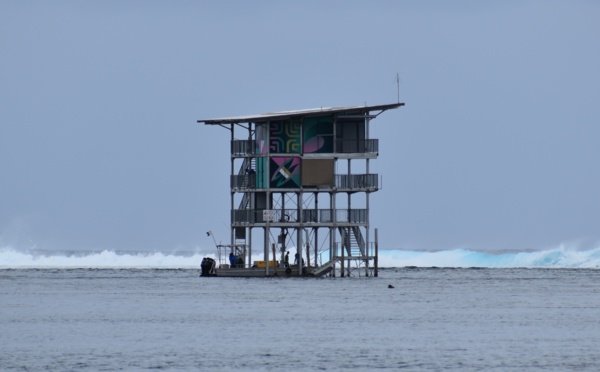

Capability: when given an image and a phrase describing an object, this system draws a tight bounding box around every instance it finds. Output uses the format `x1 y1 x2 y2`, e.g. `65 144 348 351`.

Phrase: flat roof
198 102 404 125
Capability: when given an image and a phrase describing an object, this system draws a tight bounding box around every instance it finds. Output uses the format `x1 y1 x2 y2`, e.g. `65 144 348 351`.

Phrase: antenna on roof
396 72 401 103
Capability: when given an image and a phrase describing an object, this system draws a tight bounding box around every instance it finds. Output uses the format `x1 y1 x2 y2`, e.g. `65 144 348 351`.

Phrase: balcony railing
231 208 368 224
232 139 379 156
231 174 256 189
335 174 378 189
336 139 378 154
231 173 378 190
231 140 256 155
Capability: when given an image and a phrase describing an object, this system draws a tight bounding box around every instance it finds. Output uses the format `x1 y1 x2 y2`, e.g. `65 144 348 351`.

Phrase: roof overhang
198 102 404 125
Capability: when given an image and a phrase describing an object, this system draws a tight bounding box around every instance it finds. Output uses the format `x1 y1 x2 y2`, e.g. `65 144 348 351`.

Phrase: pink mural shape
303 136 325 153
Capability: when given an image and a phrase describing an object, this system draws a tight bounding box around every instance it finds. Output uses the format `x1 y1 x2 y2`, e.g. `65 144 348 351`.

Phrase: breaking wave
1 246 599 269
0 249 208 269
378 246 600 268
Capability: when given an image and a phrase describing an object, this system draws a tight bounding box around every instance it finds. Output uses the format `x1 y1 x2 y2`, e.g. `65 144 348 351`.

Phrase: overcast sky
1 1 599 253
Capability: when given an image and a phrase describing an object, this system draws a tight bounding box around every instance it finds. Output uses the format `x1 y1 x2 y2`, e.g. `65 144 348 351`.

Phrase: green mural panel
256 157 267 189
270 120 301 154
303 115 333 153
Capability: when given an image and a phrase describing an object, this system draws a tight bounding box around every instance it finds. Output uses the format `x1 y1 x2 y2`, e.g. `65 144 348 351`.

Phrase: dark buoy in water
388 284 395 289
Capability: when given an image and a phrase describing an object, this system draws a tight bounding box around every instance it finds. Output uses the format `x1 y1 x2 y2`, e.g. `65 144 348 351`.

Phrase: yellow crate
254 260 278 268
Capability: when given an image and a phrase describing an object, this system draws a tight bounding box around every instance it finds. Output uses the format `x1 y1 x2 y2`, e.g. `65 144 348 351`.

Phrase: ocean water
2 248 600 370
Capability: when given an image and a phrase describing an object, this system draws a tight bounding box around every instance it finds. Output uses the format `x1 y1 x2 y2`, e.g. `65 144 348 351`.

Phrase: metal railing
231 140 256 155
231 208 368 224
335 174 378 189
336 139 378 154
232 139 379 155
231 174 378 190
231 174 256 189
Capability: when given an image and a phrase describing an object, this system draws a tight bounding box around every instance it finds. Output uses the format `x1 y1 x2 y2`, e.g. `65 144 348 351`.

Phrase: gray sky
1 1 599 253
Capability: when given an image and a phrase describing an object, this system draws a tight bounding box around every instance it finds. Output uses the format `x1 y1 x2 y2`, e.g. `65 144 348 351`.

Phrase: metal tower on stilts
198 103 403 277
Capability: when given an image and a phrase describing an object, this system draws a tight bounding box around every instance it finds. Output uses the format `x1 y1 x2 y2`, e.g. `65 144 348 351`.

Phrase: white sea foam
1 245 600 269
0 248 208 269
378 246 600 268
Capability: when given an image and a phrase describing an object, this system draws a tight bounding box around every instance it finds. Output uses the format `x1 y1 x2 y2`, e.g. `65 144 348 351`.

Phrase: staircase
338 226 366 257
309 258 340 277
237 157 256 210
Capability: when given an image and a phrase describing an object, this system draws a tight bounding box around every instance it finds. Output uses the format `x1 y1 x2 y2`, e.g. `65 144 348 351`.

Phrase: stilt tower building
198 103 403 277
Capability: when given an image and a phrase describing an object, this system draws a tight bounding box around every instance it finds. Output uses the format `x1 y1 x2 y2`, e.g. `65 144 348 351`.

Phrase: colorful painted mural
270 157 301 188
255 157 267 189
303 115 333 153
270 120 301 154
255 123 268 155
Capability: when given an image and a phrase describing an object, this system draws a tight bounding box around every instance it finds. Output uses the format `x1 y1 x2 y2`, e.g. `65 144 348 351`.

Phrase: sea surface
2 262 600 370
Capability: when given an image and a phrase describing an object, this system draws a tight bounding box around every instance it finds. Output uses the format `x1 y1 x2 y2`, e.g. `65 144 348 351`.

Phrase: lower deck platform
214 265 314 277
200 260 336 278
